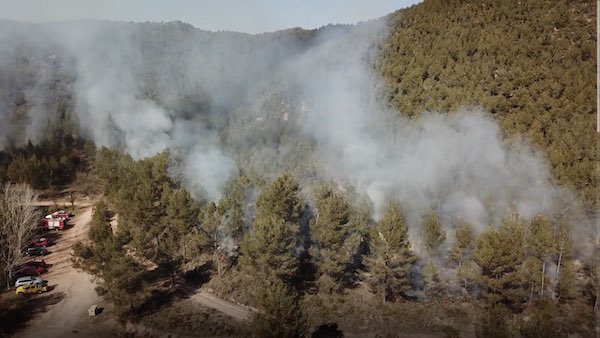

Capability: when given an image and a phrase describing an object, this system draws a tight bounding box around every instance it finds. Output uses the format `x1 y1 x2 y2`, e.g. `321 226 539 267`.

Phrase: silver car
14 275 44 288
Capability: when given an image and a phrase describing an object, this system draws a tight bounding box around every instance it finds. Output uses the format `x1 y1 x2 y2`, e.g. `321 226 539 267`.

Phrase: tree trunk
540 261 546 298
529 282 534 305
556 243 564 280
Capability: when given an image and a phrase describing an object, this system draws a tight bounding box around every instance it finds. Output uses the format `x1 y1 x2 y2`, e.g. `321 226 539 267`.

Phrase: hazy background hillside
0 0 597 336
0 0 596 214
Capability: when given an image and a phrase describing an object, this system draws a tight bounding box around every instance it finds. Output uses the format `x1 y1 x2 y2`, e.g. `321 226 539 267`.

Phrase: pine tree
554 219 574 286
519 300 562 338
423 211 446 257
423 259 441 297
240 173 303 285
448 219 474 266
527 215 556 298
473 210 528 308
475 304 513 338
309 185 353 287
456 259 481 297
245 281 307 338
363 200 416 302
160 187 200 263
556 259 579 302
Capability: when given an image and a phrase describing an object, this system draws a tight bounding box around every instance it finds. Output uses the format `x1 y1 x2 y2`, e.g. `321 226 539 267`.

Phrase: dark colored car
29 258 47 268
32 237 49 247
16 264 45 276
24 247 48 256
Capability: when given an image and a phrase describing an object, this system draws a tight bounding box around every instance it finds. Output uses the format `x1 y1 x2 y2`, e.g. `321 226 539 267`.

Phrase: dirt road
17 204 115 338
190 290 250 321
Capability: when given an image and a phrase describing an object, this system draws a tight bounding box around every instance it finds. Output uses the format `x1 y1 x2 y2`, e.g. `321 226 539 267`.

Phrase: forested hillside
380 0 597 209
0 0 597 336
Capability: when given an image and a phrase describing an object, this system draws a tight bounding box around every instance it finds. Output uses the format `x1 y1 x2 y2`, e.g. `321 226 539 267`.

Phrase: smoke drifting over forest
0 19 583 239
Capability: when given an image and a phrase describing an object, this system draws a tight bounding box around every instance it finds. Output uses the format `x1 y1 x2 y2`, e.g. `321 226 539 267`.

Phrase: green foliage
556 259 579 302
456 259 481 297
422 260 441 297
240 173 303 285
73 201 148 313
520 300 564 338
0 137 92 189
475 304 513 338
244 281 307 338
527 215 556 261
309 184 357 288
381 0 597 211
473 210 528 307
422 211 446 257
447 219 474 265
217 176 252 241
94 149 205 267
363 200 416 301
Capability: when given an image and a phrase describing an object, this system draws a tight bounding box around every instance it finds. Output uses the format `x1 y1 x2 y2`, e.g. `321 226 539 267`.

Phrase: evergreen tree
527 215 556 298
160 187 200 264
448 219 474 266
309 185 353 288
556 259 579 302
244 281 307 338
456 259 481 297
475 304 513 338
422 211 446 257
519 300 563 338
423 259 441 297
363 200 416 302
473 210 528 308
240 173 303 285
554 219 574 286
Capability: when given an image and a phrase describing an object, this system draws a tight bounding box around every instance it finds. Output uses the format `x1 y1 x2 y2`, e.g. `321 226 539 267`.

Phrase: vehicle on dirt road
28 258 47 268
16 284 48 295
24 246 48 256
14 276 46 288
31 237 50 247
40 218 65 230
16 264 46 276
45 210 72 221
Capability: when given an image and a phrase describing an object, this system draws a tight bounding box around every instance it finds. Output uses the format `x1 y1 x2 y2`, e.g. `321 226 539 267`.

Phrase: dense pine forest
0 0 597 337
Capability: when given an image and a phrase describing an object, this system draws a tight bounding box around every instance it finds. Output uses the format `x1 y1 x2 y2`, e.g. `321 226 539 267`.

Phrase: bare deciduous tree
0 183 39 289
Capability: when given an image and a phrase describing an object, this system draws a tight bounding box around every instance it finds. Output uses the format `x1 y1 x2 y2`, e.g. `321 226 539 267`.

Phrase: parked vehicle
32 237 49 247
16 284 48 295
45 210 72 221
29 258 47 268
16 264 45 276
24 246 48 256
40 218 65 230
14 275 44 288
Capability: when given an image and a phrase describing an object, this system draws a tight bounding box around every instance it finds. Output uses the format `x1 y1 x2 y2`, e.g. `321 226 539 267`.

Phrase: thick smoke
0 19 584 241
279 24 570 233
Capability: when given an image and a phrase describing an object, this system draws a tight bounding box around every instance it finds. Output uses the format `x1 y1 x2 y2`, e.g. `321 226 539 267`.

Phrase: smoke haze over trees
0 0 597 335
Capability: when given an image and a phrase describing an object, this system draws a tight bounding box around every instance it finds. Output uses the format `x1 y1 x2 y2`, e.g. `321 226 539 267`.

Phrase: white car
14 275 44 288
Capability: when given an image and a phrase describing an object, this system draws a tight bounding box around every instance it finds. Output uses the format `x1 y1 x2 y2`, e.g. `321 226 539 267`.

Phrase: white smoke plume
0 19 588 244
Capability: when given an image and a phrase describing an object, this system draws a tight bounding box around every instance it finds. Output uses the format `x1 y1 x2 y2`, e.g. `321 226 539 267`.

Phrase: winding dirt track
17 203 115 338
191 291 249 321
